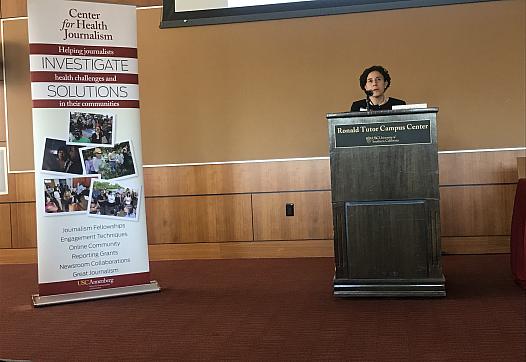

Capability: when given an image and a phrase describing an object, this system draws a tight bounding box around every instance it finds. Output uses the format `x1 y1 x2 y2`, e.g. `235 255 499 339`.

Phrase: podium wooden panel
328 108 445 297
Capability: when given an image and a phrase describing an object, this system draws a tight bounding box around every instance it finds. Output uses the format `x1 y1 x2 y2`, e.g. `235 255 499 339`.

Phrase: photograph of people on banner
43 176 98 215
80 140 136 180
88 179 140 221
41 138 84 175
68 111 115 146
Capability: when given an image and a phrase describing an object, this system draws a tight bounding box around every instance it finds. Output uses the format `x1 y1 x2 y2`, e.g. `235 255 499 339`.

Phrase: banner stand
28 0 160 306
32 280 160 307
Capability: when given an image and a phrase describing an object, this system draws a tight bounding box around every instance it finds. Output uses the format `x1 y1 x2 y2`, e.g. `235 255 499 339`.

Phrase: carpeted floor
0 255 524 361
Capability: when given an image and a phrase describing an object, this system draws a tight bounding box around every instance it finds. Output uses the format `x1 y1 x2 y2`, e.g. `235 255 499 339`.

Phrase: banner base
32 280 161 307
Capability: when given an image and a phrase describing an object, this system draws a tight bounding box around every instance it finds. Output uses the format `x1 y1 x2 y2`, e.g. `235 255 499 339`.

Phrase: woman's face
364 71 388 97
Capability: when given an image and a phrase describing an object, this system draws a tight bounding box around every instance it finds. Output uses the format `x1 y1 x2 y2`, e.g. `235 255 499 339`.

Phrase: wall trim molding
143 157 330 168
4 147 526 173
439 147 526 154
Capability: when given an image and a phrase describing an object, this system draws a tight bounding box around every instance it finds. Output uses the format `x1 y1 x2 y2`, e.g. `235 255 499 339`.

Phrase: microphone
365 90 373 111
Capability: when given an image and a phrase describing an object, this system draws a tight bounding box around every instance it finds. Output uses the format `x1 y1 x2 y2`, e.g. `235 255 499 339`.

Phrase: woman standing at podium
350 65 406 111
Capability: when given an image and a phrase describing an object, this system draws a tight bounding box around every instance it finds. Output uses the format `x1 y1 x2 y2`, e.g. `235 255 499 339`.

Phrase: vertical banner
28 0 159 306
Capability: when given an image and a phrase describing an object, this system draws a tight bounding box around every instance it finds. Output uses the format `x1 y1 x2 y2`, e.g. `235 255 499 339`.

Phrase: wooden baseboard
0 237 512 265
149 239 334 260
441 236 510 254
0 240 334 265
0 248 37 265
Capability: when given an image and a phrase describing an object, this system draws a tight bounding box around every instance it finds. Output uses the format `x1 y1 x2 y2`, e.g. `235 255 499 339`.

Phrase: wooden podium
327 108 445 297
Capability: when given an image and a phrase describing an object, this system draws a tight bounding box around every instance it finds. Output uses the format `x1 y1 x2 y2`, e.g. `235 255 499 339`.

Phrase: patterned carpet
0 255 524 361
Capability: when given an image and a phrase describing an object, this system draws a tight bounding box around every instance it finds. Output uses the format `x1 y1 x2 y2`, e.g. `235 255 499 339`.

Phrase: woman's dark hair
359 65 391 91
57 146 68 155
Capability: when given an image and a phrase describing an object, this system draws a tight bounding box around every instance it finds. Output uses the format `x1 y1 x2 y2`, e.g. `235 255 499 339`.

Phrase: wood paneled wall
438 150 524 253
143 159 330 196
146 194 254 243
11 202 36 248
0 150 523 257
252 191 332 241
0 203 11 248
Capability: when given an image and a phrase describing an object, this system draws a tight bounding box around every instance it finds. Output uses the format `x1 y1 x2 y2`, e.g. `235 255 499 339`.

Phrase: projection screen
161 0 494 28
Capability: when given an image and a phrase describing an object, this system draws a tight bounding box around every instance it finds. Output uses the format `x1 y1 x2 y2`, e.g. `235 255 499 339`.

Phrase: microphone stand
365 90 373 111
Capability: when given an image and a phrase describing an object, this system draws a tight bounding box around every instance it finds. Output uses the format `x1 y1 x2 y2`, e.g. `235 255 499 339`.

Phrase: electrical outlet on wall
286 203 294 216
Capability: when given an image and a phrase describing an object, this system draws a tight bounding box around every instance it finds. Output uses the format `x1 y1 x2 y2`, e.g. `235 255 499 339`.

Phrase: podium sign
327 108 445 297
334 120 431 148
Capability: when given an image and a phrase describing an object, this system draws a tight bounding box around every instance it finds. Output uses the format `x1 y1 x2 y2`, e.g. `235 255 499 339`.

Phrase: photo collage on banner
28 0 157 303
